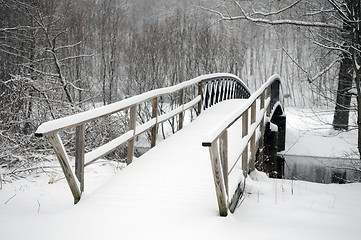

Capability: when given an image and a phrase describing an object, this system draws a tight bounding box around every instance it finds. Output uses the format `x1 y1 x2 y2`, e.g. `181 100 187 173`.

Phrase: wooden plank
208 140 228 217
151 97 158 148
127 105 137 165
84 130 134 166
47 133 81 204
178 88 184 130
75 124 85 192
219 130 229 197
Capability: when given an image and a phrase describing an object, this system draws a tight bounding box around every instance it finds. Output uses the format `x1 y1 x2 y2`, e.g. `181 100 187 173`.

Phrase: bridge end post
208 140 228 217
47 133 81 204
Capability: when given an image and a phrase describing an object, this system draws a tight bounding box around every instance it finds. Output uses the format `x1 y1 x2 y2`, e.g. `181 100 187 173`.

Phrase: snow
1 100 361 240
283 107 358 158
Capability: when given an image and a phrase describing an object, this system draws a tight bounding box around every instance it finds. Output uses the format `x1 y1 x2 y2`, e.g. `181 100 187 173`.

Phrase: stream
282 154 361 183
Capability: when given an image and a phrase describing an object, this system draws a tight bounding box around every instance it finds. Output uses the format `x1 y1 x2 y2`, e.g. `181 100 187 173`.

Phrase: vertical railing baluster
75 124 85 192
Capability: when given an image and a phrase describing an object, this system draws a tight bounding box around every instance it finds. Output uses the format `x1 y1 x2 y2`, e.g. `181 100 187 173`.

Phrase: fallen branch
5 193 16 204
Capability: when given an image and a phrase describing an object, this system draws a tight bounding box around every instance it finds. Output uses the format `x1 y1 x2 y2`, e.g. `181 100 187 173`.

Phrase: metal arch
200 75 251 110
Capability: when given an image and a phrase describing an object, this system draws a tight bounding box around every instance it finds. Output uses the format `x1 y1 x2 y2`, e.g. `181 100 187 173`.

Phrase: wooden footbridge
35 73 285 216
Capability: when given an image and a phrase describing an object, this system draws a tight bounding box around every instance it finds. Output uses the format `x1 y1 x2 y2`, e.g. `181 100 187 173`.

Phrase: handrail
202 74 281 145
35 72 251 204
35 73 248 137
202 74 283 216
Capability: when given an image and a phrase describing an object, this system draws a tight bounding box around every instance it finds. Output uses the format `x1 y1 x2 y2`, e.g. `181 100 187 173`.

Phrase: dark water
283 154 361 183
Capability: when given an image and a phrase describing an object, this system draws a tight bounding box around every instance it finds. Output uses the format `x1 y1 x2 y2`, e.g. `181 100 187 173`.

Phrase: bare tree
205 0 361 156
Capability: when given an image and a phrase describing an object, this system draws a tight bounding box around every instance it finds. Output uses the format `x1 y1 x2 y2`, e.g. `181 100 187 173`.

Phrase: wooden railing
201 74 283 216
35 73 250 203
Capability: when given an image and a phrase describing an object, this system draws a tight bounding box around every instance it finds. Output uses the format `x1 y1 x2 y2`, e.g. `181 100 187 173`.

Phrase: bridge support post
272 114 286 151
264 122 279 178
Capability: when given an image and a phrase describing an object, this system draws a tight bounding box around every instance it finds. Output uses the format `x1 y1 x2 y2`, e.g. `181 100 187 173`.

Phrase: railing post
127 105 137 165
178 88 184 130
75 124 85 192
242 109 249 177
266 87 271 117
208 139 228 217
198 82 202 114
47 133 81 204
151 97 158 148
258 92 266 168
219 130 228 197
249 102 256 172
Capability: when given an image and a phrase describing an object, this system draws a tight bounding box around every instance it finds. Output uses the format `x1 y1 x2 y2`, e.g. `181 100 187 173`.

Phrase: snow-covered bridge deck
86 99 245 216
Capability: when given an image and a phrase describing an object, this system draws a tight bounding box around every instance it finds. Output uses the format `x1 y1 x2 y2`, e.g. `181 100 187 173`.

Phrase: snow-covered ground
284 107 358 158
0 103 360 240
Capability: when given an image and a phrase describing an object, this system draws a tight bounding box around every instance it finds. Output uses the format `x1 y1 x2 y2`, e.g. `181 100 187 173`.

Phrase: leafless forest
1 0 359 177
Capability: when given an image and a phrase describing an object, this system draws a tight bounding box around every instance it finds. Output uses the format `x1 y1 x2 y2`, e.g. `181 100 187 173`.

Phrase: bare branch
59 54 96 62
248 0 302 17
313 40 351 55
207 1 343 30
0 26 40 32
54 41 82 51
310 58 340 82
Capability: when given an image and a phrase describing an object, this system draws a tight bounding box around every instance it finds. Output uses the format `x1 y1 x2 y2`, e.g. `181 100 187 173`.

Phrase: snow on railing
35 73 251 204
202 74 283 216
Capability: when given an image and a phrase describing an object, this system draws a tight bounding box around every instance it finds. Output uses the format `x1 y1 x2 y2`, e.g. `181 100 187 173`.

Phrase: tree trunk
333 10 353 131
332 53 353 130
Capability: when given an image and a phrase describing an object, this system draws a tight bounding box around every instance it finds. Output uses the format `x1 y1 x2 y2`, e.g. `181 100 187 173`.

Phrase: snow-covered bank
284 107 358 158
